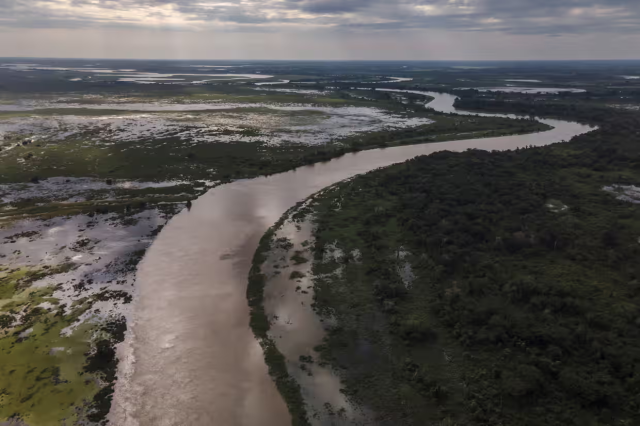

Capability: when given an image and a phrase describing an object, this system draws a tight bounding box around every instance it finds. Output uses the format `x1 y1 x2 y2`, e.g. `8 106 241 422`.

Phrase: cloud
0 0 638 36
288 0 371 14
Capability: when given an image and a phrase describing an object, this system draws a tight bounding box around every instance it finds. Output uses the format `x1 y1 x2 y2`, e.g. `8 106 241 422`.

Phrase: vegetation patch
290 251 309 265
289 271 306 280
0 295 97 425
0 266 72 313
0 262 133 425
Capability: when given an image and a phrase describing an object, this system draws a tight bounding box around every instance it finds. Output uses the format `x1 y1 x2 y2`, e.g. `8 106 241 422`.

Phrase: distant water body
109 91 594 426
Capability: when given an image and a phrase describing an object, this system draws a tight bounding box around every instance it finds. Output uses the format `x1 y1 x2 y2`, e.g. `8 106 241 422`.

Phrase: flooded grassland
0 87 552 186
0 202 182 425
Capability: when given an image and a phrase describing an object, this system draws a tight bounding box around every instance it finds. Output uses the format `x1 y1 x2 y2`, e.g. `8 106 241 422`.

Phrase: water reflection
263 217 375 425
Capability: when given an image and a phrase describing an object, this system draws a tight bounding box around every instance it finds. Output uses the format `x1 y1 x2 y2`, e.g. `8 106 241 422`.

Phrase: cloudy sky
1 0 639 59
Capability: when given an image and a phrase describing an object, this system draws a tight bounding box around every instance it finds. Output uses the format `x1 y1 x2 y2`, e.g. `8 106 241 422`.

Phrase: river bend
109 92 594 426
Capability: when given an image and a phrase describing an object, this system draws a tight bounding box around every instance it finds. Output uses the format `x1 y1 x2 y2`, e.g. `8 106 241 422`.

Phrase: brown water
109 92 594 426
262 216 374 425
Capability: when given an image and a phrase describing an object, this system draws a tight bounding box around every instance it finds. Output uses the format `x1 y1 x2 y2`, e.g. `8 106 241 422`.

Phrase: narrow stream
109 92 594 426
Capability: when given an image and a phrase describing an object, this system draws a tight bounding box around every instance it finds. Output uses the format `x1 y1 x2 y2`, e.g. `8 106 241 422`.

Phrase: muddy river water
109 92 594 426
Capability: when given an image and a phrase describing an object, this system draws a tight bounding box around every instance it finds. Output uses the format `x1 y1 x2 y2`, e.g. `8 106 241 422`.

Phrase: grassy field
0 266 101 425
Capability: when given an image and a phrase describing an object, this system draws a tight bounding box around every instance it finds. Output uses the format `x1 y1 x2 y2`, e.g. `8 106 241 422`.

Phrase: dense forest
299 111 640 425
453 93 639 125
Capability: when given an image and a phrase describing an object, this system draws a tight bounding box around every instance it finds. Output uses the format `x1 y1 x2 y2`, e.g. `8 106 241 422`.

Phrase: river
109 91 594 426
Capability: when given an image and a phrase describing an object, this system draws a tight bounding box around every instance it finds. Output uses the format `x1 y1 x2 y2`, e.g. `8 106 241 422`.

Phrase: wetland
0 58 637 426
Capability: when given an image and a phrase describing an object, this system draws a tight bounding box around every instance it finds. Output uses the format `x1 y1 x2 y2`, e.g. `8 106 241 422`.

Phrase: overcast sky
1 0 639 60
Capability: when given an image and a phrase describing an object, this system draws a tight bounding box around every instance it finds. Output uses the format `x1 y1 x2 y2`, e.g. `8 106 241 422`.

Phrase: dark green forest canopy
306 113 640 425
452 91 640 127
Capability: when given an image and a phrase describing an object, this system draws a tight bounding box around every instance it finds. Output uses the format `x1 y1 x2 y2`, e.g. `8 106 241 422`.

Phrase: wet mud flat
252 200 375 425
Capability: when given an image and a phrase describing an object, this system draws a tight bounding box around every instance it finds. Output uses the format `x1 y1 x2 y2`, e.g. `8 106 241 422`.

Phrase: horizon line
2 56 640 62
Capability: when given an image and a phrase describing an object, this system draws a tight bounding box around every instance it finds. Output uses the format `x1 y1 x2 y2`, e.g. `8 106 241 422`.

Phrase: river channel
109 92 594 426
